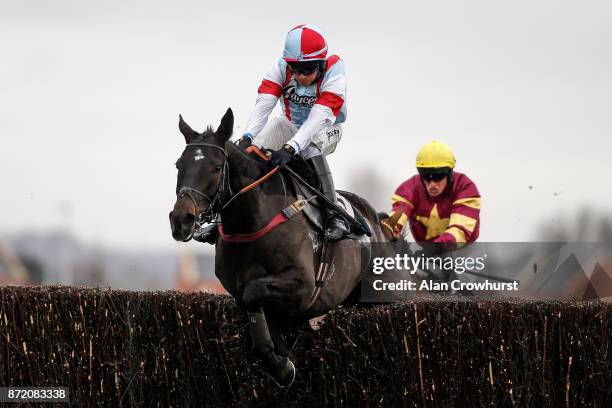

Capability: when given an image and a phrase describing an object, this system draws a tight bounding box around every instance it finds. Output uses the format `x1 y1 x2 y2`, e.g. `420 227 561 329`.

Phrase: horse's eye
214 166 222 173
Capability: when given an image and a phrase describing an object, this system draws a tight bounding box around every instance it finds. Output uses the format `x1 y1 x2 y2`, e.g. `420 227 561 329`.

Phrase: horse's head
169 108 233 241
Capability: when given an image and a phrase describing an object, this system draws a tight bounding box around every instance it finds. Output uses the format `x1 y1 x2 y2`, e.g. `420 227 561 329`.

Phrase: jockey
237 24 349 241
380 141 481 250
195 24 349 244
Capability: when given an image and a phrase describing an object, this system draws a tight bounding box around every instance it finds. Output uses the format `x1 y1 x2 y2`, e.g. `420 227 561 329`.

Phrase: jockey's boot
193 223 219 245
307 155 350 241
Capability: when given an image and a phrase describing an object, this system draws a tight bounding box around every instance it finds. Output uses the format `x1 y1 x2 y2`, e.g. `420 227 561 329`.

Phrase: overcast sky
1 0 611 251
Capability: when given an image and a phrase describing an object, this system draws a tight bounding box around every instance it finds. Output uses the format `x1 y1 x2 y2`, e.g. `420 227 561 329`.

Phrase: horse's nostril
181 213 195 226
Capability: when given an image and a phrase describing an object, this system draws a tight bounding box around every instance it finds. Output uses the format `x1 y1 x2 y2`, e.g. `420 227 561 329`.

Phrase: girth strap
218 199 308 243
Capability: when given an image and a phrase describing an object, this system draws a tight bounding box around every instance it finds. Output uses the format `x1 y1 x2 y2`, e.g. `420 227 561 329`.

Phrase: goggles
418 168 451 182
421 173 448 182
287 61 320 75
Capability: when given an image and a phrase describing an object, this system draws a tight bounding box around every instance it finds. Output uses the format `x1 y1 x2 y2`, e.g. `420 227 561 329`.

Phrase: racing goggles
287 60 320 75
418 168 451 182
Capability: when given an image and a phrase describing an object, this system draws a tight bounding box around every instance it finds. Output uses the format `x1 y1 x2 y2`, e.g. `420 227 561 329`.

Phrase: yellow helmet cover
416 141 456 169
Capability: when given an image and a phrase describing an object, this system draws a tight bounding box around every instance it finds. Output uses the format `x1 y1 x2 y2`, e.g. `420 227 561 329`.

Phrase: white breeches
253 116 343 160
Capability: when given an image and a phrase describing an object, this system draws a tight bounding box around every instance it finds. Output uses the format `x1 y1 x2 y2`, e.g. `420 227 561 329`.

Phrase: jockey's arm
381 183 417 240
243 93 278 140
433 196 481 244
243 61 283 140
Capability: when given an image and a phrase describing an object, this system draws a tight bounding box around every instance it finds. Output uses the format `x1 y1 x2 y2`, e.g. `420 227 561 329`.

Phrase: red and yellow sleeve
434 177 481 244
389 178 418 235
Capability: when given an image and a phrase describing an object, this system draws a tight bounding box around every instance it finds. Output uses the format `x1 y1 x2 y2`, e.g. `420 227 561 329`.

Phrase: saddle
292 179 369 241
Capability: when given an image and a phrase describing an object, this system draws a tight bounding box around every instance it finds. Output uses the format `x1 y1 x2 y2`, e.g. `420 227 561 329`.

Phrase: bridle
176 142 232 241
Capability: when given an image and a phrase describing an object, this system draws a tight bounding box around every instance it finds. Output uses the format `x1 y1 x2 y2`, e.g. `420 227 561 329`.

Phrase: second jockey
380 141 482 251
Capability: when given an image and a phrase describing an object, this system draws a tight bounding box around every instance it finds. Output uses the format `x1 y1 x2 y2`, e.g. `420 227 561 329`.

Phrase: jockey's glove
380 211 403 241
238 134 253 150
380 217 398 241
269 144 295 168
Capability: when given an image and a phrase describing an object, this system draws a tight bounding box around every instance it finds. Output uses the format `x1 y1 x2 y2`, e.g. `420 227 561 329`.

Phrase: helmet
283 24 328 62
416 141 456 169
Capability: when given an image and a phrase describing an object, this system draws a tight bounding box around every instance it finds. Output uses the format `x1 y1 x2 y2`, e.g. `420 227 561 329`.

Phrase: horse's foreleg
269 322 291 358
246 308 295 387
242 267 313 387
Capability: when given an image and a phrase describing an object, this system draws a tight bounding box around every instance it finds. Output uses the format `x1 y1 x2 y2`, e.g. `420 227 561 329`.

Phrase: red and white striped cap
282 24 328 62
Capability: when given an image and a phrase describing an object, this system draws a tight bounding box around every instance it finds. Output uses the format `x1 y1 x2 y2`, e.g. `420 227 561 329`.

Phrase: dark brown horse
169 108 397 386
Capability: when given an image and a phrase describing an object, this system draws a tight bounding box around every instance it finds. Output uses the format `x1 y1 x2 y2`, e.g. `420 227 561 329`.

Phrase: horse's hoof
273 358 296 388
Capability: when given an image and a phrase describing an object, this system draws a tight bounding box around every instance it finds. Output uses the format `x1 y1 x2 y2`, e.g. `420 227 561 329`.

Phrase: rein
220 146 280 210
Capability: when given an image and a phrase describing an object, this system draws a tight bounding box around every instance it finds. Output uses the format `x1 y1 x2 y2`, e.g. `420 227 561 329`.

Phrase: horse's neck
221 161 293 234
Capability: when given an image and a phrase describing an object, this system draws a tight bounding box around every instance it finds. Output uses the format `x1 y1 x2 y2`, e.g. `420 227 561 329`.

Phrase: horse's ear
216 108 234 142
178 114 198 144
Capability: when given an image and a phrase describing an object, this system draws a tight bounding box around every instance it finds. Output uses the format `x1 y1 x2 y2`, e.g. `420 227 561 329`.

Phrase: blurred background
1 0 610 290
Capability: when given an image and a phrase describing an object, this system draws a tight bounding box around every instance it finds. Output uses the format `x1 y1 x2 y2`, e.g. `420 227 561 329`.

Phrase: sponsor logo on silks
282 85 317 107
